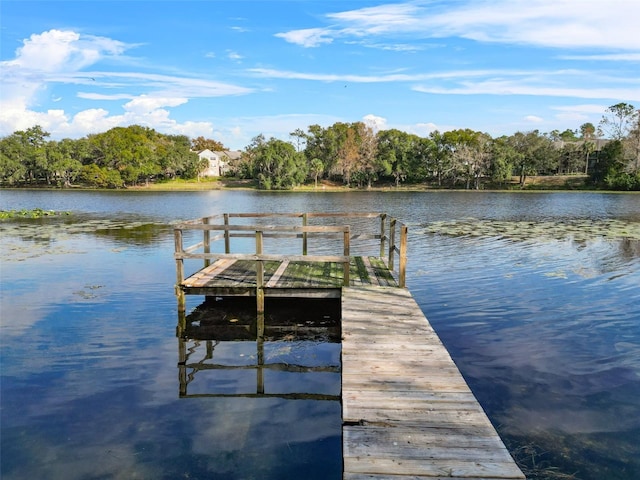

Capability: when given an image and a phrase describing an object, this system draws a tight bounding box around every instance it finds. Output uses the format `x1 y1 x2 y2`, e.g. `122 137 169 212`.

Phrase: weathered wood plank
265 260 289 288
181 256 400 295
342 286 524 480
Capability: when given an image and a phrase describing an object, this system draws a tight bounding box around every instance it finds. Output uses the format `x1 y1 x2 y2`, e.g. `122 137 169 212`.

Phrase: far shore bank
4 174 624 193
3 174 637 194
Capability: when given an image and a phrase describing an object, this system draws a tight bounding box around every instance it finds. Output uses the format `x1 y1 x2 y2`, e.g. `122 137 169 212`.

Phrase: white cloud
78 92 134 101
551 104 608 115
226 50 244 61
524 115 544 123
275 28 333 48
550 104 609 124
123 96 188 114
363 114 387 131
412 80 640 102
0 29 254 139
248 67 502 83
4 29 127 72
250 66 639 103
559 53 640 62
277 0 640 51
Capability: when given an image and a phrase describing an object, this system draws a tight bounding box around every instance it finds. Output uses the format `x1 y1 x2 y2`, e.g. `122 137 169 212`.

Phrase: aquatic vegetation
0 208 71 219
421 218 640 242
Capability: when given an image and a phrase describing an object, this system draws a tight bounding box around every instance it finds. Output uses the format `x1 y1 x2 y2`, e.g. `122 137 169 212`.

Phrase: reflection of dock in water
173 213 524 479
177 298 341 401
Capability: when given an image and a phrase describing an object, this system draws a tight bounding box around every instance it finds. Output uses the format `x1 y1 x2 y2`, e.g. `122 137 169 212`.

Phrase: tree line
1 102 638 190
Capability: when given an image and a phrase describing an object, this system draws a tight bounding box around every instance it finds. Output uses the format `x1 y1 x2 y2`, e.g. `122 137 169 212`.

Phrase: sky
1 0 639 150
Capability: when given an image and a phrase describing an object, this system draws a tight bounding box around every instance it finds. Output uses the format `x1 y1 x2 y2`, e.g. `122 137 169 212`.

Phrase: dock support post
388 218 396 271
203 216 210 268
178 337 186 397
224 213 230 253
379 214 387 259
302 213 308 255
256 322 265 394
343 227 350 286
174 228 186 314
399 224 408 288
256 230 265 314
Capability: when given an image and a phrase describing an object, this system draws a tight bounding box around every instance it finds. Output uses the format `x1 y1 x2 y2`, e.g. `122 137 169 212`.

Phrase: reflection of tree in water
618 237 640 260
93 221 171 247
1 213 171 247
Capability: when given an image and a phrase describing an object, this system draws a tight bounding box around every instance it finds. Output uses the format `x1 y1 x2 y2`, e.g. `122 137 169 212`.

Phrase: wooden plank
180 256 398 294
265 260 290 288
342 286 524 480
183 258 237 287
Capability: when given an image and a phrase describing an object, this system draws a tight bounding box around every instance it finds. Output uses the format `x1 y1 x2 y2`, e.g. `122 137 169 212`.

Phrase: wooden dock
173 213 406 314
173 213 523 479
342 287 524 479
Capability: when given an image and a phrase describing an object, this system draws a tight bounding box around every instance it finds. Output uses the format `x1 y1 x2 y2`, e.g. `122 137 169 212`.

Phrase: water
1 189 639 479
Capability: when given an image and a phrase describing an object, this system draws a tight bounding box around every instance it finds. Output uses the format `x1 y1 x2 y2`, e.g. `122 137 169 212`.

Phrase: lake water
1 189 639 480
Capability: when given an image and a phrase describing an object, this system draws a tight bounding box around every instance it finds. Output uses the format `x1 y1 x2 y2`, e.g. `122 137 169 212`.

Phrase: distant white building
197 150 241 177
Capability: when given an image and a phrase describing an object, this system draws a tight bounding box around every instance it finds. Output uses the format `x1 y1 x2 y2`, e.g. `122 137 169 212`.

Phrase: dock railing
173 212 407 312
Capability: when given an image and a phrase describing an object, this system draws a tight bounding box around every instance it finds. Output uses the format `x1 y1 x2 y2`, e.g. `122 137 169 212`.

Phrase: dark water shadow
177 298 342 401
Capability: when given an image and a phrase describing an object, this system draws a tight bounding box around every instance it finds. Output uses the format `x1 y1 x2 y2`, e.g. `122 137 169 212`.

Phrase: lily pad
421 218 640 243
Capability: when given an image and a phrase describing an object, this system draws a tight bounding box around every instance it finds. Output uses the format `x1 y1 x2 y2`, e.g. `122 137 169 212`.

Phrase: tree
246 136 306 189
354 122 379 188
0 133 28 184
590 140 623 186
581 141 596 174
376 129 416 187
46 139 83 187
599 102 638 140
559 129 578 142
489 136 517 186
303 124 343 179
337 126 360 185
309 158 323 188
427 131 453 187
624 115 640 174
442 129 491 189
289 128 307 152
191 136 225 152
580 122 596 140
14 125 50 183
508 131 556 187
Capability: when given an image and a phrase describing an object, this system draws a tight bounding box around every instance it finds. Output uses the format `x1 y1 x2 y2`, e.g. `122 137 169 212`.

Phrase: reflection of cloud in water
417 229 640 443
190 398 340 455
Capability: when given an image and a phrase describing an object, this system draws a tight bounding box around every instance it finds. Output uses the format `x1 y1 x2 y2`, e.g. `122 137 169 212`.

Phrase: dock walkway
342 287 524 479
173 213 523 479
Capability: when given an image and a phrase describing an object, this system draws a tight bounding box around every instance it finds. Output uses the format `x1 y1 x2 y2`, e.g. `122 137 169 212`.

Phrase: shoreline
1 175 636 193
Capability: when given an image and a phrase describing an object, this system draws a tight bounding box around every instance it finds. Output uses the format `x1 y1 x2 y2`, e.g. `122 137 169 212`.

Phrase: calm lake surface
1 189 639 480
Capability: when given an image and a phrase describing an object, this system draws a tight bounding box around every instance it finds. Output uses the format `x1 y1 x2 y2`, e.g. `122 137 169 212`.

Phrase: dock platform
173 213 523 479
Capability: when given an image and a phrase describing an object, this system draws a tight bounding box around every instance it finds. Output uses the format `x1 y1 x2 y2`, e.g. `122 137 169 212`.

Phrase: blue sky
1 0 639 150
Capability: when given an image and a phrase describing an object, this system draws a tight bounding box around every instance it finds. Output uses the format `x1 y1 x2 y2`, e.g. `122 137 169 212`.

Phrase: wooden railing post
256 230 264 314
379 213 387 259
399 225 408 288
203 216 211 267
174 228 185 314
224 213 230 253
343 226 350 286
388 218 396 271
302 213 308 255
